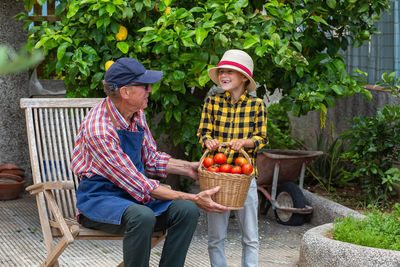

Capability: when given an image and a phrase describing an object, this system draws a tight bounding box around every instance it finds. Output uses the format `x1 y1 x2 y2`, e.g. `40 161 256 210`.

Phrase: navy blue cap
105 58 163 89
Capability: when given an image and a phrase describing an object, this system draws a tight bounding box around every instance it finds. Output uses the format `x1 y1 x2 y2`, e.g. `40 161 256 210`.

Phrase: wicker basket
198 142 254 210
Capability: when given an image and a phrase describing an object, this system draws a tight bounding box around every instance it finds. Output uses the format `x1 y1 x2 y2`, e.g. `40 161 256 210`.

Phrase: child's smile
218 68 248 93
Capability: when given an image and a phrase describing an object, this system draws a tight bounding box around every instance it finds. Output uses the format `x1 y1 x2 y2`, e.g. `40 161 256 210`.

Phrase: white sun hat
208 49 257 91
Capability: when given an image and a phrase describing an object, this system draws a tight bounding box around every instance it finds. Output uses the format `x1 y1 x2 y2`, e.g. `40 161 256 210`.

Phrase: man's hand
193 186 230 213
186 161 200 180
166 159 200 180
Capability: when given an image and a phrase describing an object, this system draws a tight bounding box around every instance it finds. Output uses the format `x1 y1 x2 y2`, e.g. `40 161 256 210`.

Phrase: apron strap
105 99 119 129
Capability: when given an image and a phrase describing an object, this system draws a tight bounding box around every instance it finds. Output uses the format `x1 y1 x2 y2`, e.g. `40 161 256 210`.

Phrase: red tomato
231 166 242 174
214 153 227 165
203 156 214 168
220 164 232 173
242 163 253 175
208 166 220 172
234 156 247 166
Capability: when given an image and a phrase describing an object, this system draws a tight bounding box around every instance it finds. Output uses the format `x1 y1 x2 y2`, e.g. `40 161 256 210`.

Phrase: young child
197 49 268 267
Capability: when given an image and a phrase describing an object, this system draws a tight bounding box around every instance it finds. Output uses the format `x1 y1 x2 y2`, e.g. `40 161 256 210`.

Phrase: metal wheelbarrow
256 149 323 226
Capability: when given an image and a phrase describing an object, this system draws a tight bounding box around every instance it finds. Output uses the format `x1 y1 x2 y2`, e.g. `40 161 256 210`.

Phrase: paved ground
0 193 313 266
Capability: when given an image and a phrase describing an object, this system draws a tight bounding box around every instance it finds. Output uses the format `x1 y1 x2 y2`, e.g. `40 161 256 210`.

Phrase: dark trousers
81 199 200 267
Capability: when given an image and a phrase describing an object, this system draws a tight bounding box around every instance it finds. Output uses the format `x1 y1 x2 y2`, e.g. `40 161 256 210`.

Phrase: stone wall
0 1 31 183
289 88 400 149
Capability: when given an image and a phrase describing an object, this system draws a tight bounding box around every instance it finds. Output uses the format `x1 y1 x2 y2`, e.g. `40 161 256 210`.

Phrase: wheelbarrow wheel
274 182 306 226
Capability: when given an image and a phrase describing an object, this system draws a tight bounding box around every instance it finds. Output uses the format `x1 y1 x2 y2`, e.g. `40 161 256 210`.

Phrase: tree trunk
0 1 31 184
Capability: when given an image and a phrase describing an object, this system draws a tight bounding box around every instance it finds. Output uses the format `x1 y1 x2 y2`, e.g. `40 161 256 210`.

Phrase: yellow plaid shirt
197 90 268 166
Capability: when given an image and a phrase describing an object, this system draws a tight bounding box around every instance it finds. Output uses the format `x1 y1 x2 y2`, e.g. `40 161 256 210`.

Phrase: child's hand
228 139 247 151
205 139 220 151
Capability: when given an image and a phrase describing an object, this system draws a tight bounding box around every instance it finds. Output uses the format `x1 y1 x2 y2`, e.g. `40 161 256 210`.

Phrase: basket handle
198 142 252 171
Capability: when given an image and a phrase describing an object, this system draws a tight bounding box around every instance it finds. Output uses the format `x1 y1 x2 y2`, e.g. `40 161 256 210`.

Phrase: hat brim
134 70 163 84
208 65 257 91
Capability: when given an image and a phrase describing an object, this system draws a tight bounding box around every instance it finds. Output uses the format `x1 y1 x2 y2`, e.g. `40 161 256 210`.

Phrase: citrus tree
17 0 392 160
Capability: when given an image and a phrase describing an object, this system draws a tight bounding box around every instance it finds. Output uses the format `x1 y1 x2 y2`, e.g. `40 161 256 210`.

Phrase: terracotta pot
0 169 25 178
0 173 23 181
0 178 25 200
0 163 20 172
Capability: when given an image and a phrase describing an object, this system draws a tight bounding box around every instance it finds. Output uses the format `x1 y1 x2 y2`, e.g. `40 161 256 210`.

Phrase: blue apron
76 124 172 225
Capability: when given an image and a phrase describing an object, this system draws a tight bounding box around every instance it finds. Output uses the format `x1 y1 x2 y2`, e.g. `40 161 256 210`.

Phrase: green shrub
331 203 400 251
266 103 298 149
340 104 400 204
307 128 350 192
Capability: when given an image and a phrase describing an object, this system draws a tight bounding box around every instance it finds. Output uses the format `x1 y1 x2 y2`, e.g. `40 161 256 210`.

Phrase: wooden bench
20 98 166 267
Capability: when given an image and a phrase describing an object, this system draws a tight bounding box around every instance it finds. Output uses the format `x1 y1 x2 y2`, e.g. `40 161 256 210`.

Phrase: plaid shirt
197 91 268 166
71 97 170 204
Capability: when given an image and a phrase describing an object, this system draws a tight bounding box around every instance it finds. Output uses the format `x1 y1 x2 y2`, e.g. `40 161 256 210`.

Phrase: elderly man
71 58 229 267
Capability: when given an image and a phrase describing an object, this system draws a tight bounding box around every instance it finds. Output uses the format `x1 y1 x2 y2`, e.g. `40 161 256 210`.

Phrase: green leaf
122 6 134 19
292 41 302 51
96 19 104 28
255 46 268 57
326 0 336 9
331 85 343 95
91 72 104 89
203 21 216 28
106 4 116 15
358 3 369 13
291 103 301 116
67 1 79 18
189 7 205 13
170 94 179 105
243 35 260 49
117 42 129 54
162 0 172 7
195 27 208 45
199 69 210 86
165 109 172 122
57 42 70 61
143 0 152 8
135 2 143 12
310 16 329 26
270 33 281 47
81 46 97 55
138 27 155 32
283 14 294 24
175 8 190 19
181 37 195 47
173 111 182 122
234 0 248 9
296 66 304 78
172 70 185 80
319 103 327 114
24 0 34 12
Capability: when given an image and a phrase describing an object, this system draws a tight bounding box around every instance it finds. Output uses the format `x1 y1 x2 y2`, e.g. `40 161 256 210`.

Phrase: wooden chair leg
42 236 70 267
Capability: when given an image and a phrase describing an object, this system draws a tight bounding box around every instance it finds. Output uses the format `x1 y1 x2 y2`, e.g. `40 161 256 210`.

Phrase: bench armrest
26 181 75 194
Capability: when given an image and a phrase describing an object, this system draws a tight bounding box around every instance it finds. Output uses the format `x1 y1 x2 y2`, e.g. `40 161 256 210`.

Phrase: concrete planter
298 223 400 267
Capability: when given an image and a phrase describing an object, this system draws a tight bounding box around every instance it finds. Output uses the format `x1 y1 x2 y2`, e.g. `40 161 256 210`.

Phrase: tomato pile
202 153 253 175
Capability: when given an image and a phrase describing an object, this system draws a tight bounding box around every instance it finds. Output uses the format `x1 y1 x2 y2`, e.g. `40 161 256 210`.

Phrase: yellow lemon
115 25 127 41
105 60 114 71
164 7 171 15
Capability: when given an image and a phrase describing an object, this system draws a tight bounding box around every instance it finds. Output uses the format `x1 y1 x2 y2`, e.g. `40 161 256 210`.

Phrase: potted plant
0 163 25 200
